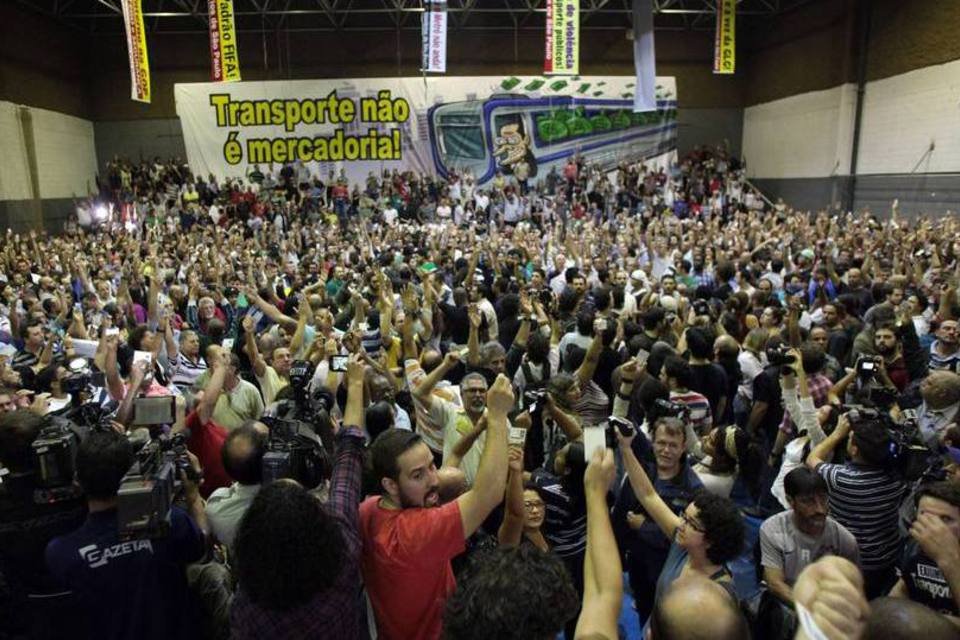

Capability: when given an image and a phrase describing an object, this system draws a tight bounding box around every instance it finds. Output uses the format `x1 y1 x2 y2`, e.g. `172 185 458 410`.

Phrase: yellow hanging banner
713 0 736 75
209 0 241 82
544 0 579 76
121 0 151 102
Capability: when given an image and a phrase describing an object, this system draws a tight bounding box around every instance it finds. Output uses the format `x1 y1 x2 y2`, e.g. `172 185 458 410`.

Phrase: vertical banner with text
121 0 151 102
632 0 657 112
713 0 736 74
421 1 447 73
544 0 579 75
209 0 241 82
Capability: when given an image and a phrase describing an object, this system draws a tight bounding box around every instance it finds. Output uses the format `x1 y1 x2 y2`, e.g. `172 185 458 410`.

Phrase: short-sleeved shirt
435 399 485 486
898 544 959 616
530 469 586 561
404 359 462 453
359 497 465 640
255 365 289 406
205 482 260 551
184 410 231 498
212 379 265 430
45 507 205 640
815 462 906 570
759 510 860 584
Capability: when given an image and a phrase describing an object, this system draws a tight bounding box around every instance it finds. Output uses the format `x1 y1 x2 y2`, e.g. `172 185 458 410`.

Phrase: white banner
174 76 677 187
632 0 657 112
422 2 447 73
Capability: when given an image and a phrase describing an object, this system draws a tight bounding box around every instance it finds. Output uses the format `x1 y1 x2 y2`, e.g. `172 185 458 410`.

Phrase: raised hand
486 373 515 416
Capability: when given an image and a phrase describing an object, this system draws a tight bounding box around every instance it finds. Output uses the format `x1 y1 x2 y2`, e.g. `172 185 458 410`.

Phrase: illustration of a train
426 95 678 185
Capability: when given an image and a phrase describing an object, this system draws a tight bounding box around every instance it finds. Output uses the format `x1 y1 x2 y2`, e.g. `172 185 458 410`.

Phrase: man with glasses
613 417 703 623
413 353 489 487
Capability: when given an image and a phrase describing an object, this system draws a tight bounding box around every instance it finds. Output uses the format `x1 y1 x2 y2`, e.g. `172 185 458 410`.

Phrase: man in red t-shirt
174 351 233 497
359 374 514 640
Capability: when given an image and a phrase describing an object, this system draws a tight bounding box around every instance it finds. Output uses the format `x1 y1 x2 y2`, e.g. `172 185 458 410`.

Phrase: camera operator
228 353 368 639
889 481 960 625
0 409 85 639
44 427 207 640
805 411 907 598
204 420 268 551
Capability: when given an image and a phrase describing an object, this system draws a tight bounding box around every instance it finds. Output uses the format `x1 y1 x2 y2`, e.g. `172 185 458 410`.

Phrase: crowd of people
2 143 960 640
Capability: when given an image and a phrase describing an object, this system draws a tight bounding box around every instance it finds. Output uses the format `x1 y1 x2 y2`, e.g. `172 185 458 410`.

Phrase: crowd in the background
2 143 960 640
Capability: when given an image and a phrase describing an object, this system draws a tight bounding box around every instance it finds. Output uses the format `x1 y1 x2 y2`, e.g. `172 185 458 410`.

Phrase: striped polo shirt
816 462 906 570
928 341 960 373
172 352 208 389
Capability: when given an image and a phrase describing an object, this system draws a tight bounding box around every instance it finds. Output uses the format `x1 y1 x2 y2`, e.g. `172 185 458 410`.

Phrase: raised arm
805 413 851 470
617 431 681 539
288 300 310 357
467 303 482 367
412 351 461 410
446 415 487 470
574 328 604 389
246 287 299 332
197 352 229 425
455 374 511 537
241 315 267 378
497 443 527 547
575 447 622 640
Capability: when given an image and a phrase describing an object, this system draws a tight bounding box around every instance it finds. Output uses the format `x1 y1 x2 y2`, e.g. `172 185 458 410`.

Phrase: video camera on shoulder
841 404 932 481
30 417 83 504
260 415 331 489
117 431 199 539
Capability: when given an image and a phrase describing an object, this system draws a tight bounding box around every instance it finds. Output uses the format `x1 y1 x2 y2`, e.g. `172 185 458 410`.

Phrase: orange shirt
359 497 465 640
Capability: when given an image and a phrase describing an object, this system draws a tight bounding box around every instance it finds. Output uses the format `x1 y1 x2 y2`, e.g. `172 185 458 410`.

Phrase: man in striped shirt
806 412 906 599
929 319 960 373
171 330 207 390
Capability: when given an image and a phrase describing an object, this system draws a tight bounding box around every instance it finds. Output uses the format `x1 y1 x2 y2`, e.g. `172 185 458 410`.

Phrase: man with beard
360 374 513 640
872 324 910 391
930 319 960 373
414 353 489 486
760 467 859 606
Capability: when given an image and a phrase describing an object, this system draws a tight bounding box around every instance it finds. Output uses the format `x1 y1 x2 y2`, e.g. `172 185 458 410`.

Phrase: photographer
0 409 86 639
229 353 368 638
805 411 907 598
44 428 208 640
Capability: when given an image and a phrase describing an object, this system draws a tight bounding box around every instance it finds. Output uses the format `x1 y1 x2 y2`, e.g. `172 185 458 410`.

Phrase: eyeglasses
524 501 545 511
679 512 705 534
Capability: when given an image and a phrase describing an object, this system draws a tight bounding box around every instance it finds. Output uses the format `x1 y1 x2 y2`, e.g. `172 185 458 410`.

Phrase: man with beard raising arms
360 374 513 640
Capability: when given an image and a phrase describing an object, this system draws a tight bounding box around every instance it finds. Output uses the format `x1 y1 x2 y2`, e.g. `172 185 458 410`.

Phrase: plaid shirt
779 373 832 435
229 426 366 640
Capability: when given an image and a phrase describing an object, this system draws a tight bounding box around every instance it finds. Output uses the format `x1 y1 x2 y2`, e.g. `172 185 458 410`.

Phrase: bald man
647 575 749 640
865 597 960 640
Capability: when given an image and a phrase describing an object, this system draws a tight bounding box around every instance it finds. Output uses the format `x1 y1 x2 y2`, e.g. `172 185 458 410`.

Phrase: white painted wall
0 101 97 201
742 84 856 179
742 57 960 179
857 57 960 175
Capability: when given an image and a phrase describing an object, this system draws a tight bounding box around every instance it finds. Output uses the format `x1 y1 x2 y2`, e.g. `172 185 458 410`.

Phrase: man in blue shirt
45 429 208 640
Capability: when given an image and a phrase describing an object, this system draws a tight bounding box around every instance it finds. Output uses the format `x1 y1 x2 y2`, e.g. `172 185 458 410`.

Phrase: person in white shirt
205 421 269 551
